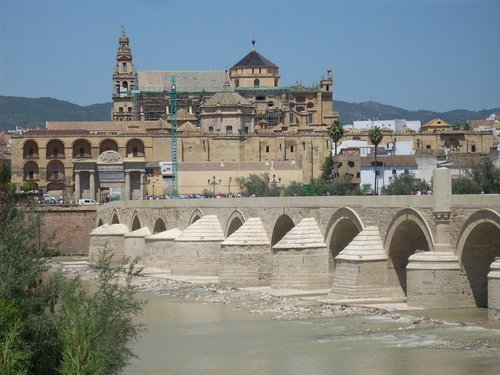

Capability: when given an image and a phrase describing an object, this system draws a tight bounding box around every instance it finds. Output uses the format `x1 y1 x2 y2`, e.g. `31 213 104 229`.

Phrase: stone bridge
91 169 500 318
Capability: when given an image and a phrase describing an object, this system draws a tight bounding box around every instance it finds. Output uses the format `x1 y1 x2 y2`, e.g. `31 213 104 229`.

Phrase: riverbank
55 258 470 325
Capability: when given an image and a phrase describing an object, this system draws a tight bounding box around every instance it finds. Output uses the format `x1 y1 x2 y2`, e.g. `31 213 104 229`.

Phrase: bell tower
112 26 138 121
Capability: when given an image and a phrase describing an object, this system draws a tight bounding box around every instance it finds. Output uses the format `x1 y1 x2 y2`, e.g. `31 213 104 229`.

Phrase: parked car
43 195 57 204
78 198 98 205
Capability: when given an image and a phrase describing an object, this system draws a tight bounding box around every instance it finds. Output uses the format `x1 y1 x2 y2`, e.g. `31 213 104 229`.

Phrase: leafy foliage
321 154 334 181
58 248 144 375
328 120 344 154
0 199 144 375
236 173 282 197
368 126 384 194
452 158 500 194
381 173 431 195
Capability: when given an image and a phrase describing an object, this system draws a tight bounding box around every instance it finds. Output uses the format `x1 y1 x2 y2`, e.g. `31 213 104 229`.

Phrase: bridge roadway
93 169 500 316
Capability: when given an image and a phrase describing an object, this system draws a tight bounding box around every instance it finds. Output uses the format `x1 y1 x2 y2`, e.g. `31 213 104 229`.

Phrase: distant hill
334 100 500 126
0 96 112 132
0 95 498 132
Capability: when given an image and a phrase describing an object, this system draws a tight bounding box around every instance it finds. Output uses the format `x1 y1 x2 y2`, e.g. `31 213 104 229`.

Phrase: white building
344 119 421 133
360 155 419 194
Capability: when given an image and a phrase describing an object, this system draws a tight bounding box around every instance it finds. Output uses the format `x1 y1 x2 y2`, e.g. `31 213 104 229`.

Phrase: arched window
126 139 145 158
23 140 39 159
73 139 92 159
254 79 260 87
99 139 119 154
23 161 39 181
234 79 239 87
46 160 65 181
46 140 65 159
471 145 476 152
122 81 128 89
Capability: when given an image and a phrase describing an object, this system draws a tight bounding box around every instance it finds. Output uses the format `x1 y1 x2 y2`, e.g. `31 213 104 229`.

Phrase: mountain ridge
0 95 498 132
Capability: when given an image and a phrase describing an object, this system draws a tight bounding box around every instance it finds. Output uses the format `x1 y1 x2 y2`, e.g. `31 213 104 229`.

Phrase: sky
1 0 499 112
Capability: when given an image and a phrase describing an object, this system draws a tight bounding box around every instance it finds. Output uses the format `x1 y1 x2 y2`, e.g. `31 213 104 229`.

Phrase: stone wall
41 206 96 255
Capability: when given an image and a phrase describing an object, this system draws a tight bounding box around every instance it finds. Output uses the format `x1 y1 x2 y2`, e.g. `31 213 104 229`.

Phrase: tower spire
251 37 256 51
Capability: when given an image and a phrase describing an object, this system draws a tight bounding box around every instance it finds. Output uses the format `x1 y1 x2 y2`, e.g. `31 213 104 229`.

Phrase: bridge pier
488 258 500 320
124 227 151 265
144 228 182 270
89 223 129 265
219 218 271 286
406 168 465 308
171 215 224 276
271 218 330 290
330 226 389 301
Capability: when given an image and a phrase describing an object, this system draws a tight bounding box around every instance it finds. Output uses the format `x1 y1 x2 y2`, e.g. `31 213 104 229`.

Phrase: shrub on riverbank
0 200 144 375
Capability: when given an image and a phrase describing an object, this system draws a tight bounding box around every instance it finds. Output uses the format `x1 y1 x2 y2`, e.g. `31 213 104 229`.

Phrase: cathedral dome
231 40 278 69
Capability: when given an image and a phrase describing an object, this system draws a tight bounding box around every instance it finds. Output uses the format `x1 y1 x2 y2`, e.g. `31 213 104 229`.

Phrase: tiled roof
360 155 418 167
202 89 251 107
178 161 300 172
414 149 446 157
137 71 226 92
422 118 451 129
231 50 278 68
395 126 416 134
446 153 488 169
47 121 152 132
168 108 197 121
22 129 91 136
468 120 498 130
177 121 200 132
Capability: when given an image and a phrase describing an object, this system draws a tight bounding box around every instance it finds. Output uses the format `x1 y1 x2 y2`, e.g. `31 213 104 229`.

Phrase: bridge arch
456 209 500 307
324 207 364 279
271 214 295 247
111 210 120 224
153 218 167 233
225 209 246 237
189 209 204 225
97 218 104 227
131 210 142 231
385 208 434 296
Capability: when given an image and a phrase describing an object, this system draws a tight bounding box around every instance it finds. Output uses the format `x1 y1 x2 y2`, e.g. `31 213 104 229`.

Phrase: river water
124 294 500 375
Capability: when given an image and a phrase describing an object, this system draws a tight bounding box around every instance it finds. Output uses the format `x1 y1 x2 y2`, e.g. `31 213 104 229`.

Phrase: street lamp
208 176 221 196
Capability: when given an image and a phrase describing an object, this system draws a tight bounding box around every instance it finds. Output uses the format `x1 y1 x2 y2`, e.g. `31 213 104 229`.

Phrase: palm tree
328 120 344 180
368 125 383 194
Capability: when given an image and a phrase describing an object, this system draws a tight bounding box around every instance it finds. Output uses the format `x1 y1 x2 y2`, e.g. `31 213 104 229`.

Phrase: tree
321 154 334 181
0 163 15 203
381 173 431 195
368 126 383 194
236 173 282 197
58 248 144 375
452 157 500 194
18 181 35 192
0 198 144 375
328 120 344 180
